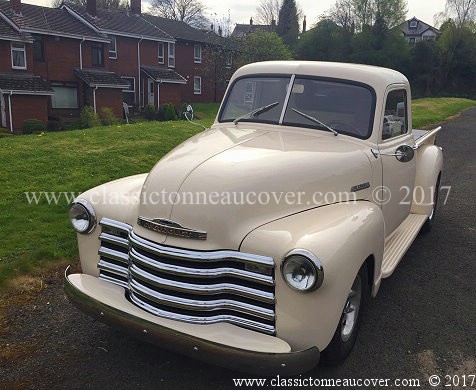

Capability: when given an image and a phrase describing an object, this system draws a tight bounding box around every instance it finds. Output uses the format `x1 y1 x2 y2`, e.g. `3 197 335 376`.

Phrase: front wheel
320 262 368 366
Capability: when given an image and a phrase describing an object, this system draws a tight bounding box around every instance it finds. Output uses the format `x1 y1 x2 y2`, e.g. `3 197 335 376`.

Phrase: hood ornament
137 217 207 240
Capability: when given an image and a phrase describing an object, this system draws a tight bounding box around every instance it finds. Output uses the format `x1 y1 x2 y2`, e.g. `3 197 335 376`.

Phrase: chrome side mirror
395 145 415 163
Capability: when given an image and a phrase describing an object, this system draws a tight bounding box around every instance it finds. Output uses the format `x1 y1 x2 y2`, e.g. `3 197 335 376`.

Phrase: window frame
121 76 136 106
158 42 164 64
381 88 408 142
194 44 202 63
51 81 79 109
91 42 104 67
194 76 202 95
32 36 45 62
11 42 27 69
168 42 175 68
409 20 418 29
108 36 117 59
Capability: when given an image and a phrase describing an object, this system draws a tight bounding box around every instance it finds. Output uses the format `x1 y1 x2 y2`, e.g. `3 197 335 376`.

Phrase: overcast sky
25 0 448 30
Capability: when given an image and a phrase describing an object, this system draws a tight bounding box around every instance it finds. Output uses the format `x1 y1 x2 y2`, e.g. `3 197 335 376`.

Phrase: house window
51 82 78 109
409 20 418 29
226 52 233 68
422 35 435 41
168 42 175 68
33 36 44 62
121 77 135 106
11 42 26 69
194 44 201 63
194 76 201 95
91 42 104 66
158 42 164 63
109 36 117 59
409 38 416 45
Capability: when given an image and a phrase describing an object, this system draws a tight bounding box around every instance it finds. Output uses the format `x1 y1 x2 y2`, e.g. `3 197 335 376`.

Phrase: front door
0 94 6 128
148 78 155 107
378 87 416 237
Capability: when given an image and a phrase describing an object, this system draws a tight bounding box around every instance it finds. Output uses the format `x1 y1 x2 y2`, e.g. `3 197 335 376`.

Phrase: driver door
378 87 416 237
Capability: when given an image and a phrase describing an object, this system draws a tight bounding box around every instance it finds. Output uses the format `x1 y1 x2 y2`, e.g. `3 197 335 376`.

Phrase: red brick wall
33 36 79 81
4 94 49 133
159 83 184 107
95 88 124 118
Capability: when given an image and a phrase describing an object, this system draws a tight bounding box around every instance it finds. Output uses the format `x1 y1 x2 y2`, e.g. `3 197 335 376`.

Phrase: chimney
87 0 96 17
250 17 253 25
303 15 307 33
11 0 21 15
131 0 141 15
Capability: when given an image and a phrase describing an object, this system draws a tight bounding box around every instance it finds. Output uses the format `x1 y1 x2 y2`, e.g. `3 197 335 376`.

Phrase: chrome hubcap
341 274 362 342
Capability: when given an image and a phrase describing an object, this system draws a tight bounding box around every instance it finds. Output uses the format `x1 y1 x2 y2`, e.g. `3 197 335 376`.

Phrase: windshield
219 75 375 139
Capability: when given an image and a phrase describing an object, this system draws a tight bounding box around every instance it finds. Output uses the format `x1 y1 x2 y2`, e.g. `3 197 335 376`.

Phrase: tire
421 174 441 234
320 262 369 366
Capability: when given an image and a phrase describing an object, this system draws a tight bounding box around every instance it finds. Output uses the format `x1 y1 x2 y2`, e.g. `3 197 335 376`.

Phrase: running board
381 214 428 278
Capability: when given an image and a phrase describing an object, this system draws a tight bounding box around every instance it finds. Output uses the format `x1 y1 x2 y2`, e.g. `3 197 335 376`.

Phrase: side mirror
396 145 415 163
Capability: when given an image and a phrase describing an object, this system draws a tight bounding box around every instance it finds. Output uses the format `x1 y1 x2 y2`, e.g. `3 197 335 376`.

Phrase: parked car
65 61 443 375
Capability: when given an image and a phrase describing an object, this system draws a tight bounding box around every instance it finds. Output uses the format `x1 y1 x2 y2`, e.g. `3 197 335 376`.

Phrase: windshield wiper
291 108 338 136
233 102 280 125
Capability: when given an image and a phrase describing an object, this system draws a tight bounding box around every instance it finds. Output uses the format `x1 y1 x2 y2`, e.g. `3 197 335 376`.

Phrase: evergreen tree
276 0 300 49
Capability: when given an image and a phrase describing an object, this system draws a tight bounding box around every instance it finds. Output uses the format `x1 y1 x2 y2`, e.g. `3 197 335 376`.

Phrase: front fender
240 202 384 351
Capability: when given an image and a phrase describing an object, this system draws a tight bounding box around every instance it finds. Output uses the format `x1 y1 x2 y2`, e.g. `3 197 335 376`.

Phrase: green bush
99 107 117 126
23 119 46 134
157 103 178 121
144 104 157 121
80 106 100 128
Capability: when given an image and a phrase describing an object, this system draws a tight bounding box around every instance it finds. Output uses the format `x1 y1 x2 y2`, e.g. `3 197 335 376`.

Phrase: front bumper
64 267 320 375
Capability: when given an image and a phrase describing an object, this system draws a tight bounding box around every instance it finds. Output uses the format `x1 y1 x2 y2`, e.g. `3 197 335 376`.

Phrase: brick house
0 0 235 133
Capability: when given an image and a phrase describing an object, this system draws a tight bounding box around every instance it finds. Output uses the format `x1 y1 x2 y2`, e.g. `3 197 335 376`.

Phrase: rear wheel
320 262 368 366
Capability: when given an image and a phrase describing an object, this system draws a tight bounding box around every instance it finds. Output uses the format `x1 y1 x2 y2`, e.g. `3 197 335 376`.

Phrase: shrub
99 107 117 126
23 119 46 134
157 103 178 121
80 106 100 128
47 119 61 132
144 104 157 121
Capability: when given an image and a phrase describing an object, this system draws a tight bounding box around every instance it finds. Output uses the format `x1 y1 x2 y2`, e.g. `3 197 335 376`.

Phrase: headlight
281 249 324 292
69 200 96 234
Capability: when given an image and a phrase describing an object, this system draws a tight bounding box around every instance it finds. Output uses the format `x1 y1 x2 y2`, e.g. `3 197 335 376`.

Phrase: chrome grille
97 218 276 335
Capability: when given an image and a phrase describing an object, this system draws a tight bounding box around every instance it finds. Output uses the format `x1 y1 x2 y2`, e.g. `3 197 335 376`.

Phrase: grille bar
129 264 275 304
129 292 276 335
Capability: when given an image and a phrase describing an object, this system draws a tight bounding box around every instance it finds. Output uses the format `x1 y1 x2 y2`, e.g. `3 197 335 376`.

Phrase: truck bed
412 127 442 147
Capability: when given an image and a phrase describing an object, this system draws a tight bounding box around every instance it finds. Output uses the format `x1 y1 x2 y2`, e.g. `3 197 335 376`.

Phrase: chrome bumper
64 267 320 375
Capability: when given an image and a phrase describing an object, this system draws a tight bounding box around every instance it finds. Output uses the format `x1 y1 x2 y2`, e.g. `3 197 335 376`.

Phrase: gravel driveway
1 109 475 389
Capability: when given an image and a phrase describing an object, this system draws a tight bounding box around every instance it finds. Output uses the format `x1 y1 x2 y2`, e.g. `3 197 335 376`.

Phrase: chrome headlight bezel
281 249 324 293
69 199 97 234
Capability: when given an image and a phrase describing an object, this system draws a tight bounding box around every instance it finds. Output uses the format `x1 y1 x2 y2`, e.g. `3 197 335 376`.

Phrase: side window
382 89 407 140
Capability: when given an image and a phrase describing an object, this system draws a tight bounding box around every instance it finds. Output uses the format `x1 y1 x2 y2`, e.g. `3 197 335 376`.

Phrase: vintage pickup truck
65 61 443 375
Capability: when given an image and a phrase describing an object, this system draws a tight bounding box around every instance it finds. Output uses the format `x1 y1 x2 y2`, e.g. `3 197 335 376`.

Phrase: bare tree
150 0 208 29
255 0 282 25
445 0 475 27
326 0 355 32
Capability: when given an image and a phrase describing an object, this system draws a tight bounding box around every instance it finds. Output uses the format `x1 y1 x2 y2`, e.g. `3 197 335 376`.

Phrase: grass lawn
0 98 475 288
412 97 476 128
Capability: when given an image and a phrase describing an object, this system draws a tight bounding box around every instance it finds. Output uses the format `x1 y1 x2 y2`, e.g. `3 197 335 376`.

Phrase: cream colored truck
65 61 443 375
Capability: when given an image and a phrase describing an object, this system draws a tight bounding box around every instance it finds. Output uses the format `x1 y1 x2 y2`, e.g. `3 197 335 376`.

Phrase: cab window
382 89 407 140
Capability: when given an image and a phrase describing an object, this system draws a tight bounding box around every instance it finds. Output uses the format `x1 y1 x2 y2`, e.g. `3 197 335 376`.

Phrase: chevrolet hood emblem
137 217 207 240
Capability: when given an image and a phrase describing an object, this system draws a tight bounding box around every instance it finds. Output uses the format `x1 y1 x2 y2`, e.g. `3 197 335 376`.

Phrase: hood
134 125 372 250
